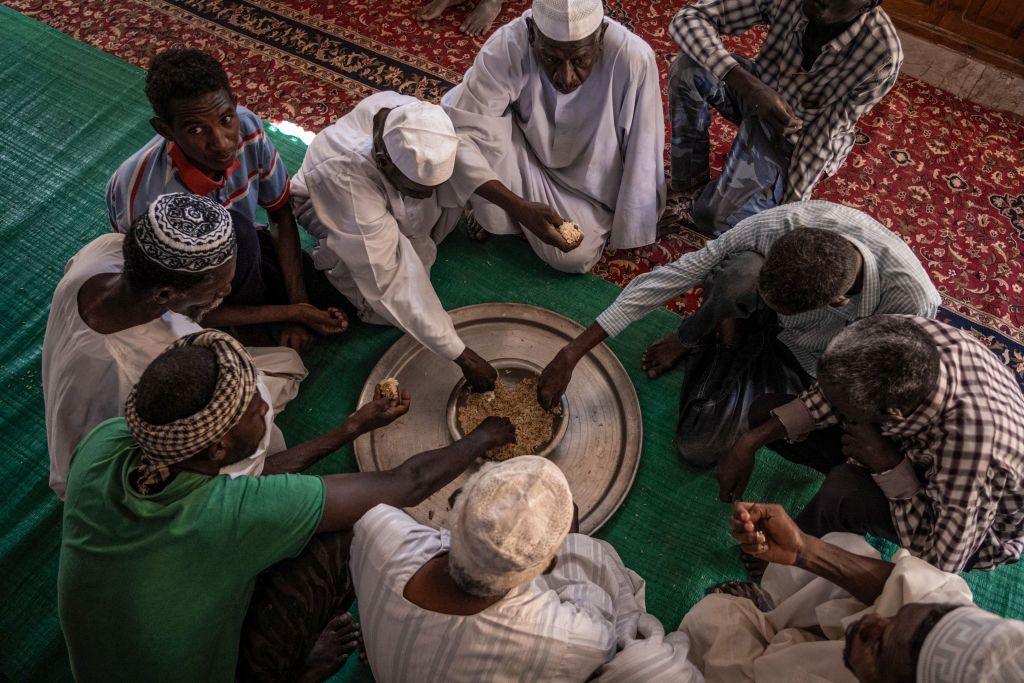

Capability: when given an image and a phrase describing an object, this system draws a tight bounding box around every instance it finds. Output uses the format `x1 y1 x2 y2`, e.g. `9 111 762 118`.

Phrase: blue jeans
669 52 794 237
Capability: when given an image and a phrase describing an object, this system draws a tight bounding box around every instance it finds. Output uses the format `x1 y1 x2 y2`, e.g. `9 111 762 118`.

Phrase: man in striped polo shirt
106 49 348 354
537 201 940 468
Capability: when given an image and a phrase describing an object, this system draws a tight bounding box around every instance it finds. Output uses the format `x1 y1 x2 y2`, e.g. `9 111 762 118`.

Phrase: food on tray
457 377 556 461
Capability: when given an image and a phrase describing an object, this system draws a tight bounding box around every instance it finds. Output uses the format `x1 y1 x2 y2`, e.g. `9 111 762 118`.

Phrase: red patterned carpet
7 0 1024 381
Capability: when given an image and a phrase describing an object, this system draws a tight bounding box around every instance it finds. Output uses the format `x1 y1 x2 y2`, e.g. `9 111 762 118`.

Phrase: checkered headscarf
133 192 235 272
125 330 258 493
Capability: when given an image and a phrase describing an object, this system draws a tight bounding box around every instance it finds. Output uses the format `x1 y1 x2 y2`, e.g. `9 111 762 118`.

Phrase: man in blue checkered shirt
667 0 902 236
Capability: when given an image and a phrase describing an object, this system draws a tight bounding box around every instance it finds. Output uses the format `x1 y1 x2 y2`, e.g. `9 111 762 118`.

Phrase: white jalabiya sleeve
302 158 465 361
679 533 976 683
539 535 702 683
441 24 525 205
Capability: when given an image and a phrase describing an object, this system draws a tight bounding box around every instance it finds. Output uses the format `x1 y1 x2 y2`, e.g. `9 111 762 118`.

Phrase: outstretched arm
537 323 608 409
731 502 894 605
262 387 412 475
314 416 515 532
473 180 575 252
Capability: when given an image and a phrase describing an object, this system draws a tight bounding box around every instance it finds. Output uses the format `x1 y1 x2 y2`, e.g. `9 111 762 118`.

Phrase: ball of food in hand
379 377 400 402
557 221 584 248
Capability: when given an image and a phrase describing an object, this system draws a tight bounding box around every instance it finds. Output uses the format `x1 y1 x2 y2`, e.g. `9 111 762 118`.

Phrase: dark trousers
225 210 354 315
668 52 794 237
236 531 354 682
675 252 813 467
747 394 899 543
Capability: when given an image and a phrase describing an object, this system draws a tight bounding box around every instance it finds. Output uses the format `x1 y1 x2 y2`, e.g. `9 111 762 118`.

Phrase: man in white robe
441 0 666 274
291 92 497 390
677 501 1024 682
42 194 306 498
351 456 700 682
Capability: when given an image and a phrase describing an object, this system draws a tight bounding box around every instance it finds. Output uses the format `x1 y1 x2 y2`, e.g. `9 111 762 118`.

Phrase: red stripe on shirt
127 146 159 226
260 182 291 212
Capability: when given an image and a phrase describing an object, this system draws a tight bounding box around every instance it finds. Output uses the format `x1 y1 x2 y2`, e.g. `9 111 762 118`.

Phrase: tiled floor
899 31 1024 115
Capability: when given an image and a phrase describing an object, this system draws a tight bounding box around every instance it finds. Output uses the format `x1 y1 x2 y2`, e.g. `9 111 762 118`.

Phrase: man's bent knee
542 245 602 274
669 51 711 94
701 250 765 309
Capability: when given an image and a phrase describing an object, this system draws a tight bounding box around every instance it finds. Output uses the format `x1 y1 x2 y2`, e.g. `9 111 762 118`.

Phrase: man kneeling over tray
57 330 515 682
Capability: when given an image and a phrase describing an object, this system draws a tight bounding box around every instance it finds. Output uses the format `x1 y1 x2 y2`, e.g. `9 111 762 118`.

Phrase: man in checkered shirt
667 0 902 236
719 315 1024 574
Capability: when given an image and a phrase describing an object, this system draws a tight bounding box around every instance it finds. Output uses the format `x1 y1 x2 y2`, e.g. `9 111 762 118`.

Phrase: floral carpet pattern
6 0 1024 383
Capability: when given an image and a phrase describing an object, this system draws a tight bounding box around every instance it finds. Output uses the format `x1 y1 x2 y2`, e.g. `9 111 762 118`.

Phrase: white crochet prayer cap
381 101 459 186
449 456 574 596
532 0 604 42
918 606 1024 683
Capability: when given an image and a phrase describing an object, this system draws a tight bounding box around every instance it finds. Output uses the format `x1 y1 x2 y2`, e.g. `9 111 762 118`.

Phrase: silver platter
354 303 642 535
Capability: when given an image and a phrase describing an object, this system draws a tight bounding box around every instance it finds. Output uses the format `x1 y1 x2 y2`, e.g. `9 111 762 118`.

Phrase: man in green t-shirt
58 330 514 682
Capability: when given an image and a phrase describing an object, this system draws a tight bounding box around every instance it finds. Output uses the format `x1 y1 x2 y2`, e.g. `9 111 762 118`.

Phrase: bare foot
707 579 775 612
641 334 691 379
461 0 502 36
419 0 462 22
465 215 490 242
298 613 361 683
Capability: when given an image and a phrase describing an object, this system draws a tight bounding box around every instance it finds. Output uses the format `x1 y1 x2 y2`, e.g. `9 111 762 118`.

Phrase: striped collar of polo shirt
167 141 242 196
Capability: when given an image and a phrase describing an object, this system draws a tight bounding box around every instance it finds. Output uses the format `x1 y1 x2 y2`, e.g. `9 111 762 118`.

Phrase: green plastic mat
2 7 1023 681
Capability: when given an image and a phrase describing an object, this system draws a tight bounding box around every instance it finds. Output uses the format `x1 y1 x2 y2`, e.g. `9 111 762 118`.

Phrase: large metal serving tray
354 303 643 535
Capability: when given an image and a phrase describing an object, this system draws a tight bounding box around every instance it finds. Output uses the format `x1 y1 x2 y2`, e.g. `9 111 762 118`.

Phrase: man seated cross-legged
441 0 666 273
351 456 700 682
106 48 349 353
666 0 902 236
538 201 939 468
718 314 1024 578
679 502 1024 682
57 330 515 682
43 193 308 499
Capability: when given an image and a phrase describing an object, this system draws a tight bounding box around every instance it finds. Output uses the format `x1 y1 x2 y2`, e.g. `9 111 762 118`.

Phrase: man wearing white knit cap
351 456 695 682
442 0 666 274
292 91 498 390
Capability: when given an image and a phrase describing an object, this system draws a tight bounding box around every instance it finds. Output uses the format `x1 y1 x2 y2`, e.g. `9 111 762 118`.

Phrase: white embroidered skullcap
918 606 1024 683
532 0 604 42
449 456 573 597
382 101 459 186
134 193 235 272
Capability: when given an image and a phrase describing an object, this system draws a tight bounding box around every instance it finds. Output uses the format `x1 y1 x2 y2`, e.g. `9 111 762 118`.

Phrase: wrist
793 533 820 570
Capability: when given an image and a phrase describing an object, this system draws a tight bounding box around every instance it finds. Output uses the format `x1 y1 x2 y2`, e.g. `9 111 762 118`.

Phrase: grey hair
817 316 940 414
758 228 860 313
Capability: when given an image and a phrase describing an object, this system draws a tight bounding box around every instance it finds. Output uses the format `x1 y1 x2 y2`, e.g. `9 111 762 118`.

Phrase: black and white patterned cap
134 193 235 273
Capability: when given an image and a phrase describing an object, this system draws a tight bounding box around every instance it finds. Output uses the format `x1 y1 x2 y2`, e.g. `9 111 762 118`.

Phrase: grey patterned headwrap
918 606 1024 683
133 193 235 272
125 330 257 493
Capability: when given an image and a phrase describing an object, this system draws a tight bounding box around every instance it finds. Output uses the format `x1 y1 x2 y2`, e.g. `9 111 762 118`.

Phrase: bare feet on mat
298 613 361 683
462 0 502 35
419 0 461 22
641 334 691 379
465 214 490 242
707 579 776 612
741 550 769 584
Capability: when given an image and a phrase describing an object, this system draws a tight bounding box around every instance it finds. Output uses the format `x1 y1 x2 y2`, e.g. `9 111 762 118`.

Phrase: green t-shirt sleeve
213 473 326 573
